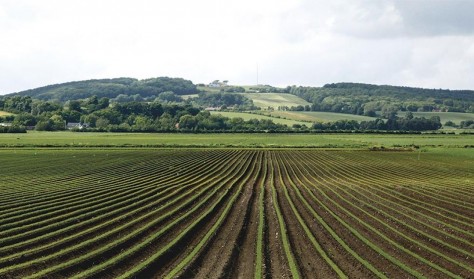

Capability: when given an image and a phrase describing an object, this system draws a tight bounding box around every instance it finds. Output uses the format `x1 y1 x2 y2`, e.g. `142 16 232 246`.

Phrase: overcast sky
1 0 474 94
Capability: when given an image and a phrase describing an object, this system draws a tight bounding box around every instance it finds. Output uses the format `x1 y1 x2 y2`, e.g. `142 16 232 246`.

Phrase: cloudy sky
1 0 474 94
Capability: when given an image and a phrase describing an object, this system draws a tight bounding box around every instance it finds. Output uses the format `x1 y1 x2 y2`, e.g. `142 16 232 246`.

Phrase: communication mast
256 63 259 86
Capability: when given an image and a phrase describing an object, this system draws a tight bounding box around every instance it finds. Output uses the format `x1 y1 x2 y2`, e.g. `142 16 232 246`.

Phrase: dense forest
287 83 474 115
8 77 198 102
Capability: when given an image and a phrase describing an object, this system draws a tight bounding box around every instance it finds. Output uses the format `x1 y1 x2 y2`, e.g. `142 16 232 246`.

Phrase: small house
66 122 90 130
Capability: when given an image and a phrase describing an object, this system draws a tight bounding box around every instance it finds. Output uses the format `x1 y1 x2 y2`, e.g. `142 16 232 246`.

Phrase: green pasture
209 111 308 126
180 94 199 100
0 131 472 148
0 111 13 117
244 93 310 109
265 111 378 123
397 111 474 125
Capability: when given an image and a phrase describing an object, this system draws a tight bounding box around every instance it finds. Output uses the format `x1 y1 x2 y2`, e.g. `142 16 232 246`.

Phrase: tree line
0 96 285 132
0 95 442 133
287 83 474 115
311 113 441 131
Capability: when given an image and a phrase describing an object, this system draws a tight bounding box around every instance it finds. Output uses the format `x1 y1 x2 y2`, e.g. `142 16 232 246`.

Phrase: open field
180 94 199 100
0 111 13 117
264 111 379 123
244 93 311 109
397 111 474 125
210 111 308 126
0 131 473 148
0 148 472 278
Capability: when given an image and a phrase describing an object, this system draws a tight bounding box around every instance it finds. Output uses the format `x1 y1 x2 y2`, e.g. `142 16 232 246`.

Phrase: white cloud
1 0 474 94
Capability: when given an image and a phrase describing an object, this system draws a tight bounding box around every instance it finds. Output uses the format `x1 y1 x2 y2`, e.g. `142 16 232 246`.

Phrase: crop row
1 149 253 277
0 149 472 278
272 150 473 278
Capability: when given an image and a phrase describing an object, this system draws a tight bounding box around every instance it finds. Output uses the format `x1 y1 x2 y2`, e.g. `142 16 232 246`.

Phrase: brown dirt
264 157 292 278
175 151 261 279
2 149 473 279
277 151 376 279
273 159 335 278
231 152 267 279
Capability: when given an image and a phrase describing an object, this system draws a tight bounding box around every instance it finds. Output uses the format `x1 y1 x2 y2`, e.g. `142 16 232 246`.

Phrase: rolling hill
4 78 474 126
6 77 198 102
243 93 311 109
289 82 474 114
209 111 309 126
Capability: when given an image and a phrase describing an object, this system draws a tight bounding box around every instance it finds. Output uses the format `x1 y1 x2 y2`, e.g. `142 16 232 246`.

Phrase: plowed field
0 149 472 278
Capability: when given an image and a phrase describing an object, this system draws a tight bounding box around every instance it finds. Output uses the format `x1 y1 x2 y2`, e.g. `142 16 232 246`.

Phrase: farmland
400 111 474 125
0 148 473 278
210 111 309 126
1 131 473 148
211 111 379 126
0 111 13 116
262 111 379 123
243 93 311 109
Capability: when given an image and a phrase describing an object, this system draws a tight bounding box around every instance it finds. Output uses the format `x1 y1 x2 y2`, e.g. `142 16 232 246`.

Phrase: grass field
397 111 474 125
0 111 13 117
264 111 379 123
0 148 472 278
0 131 472 148
210 111 308 126
180 94 199 100
243 93 311 109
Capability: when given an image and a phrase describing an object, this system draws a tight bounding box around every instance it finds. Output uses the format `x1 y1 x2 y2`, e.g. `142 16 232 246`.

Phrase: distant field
180 94 199 100
194 87 310 109
0 111 13 116
243 93 310 109
210 111 308 126
265 111 378 123
397 111 474 125
0 131 472 148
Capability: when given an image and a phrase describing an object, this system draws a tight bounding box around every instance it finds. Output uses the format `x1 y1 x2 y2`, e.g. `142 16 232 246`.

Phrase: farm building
66 122 89 130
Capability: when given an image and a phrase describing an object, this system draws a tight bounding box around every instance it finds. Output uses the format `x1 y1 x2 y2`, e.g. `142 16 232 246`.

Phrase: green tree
13 113 36 126
95 117 110 129
157 91 183 103
133 116 154 131
50 115 66 130
157 112 175 130
381 104 398 119
67 100 82 112
179 115 197 130
444 120 457 127
98 97 110 109
35 120 53 131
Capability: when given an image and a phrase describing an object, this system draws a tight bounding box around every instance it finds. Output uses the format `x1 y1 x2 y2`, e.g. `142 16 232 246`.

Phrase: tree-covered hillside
289 82 474 114
8 77 198 102
2 78 474 133
7 78 474 114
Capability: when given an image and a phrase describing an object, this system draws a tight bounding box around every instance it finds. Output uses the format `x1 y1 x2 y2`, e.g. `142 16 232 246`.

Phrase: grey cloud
394 0 474 36
288 0 474 39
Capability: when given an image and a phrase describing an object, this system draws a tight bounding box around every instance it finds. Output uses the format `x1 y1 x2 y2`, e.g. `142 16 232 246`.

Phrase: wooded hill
5 78 474 114
3 77 474 132
288 83 474 114
7 77 198 102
